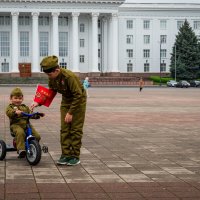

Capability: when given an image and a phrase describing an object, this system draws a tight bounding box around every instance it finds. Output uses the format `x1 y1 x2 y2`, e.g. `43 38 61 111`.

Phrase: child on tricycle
0 87 47 165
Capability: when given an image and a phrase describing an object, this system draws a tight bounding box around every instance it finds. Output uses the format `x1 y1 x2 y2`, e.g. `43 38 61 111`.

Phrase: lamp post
159 42 161 86
174 45 177 82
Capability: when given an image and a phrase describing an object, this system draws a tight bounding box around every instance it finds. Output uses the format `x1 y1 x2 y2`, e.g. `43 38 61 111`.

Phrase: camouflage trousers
60 102 86 159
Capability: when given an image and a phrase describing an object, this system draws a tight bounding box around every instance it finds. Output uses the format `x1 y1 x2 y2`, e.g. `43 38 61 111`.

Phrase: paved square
0 86 200 199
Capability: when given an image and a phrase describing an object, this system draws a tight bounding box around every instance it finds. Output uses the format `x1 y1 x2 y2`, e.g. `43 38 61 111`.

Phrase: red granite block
68 183 103 193
107 192 145 200
6 193 40 200
74 192 110 199
6 183 38 193
99 183 135 193
37 183 70 193
40 192 75 199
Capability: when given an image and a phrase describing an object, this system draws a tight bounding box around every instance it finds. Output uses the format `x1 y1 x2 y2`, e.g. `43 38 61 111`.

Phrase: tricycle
0 112 48 165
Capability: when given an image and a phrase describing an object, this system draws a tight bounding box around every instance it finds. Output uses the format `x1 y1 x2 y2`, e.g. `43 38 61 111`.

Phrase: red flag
34 85 57 107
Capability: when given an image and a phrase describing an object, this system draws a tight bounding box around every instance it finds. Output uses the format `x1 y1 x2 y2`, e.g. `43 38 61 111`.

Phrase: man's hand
65 113 73 123
30 102 39 112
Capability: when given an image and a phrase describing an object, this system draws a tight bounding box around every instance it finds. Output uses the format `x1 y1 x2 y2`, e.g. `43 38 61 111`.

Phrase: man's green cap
10 87 23 97
40 55 58 71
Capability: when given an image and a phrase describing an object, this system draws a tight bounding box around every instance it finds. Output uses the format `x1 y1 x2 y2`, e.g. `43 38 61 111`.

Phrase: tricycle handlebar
21 112 45 118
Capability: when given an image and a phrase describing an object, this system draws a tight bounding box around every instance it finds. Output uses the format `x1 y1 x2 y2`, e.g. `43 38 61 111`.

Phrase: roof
1 0 124 3
124 0 200 3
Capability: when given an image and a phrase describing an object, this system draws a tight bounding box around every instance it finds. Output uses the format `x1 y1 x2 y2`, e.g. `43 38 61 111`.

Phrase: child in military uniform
31 55 86 166
6 87 41 158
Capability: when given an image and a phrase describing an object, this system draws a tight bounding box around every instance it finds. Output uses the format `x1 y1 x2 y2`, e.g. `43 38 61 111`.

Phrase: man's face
45 69 60 79
10 96 23 106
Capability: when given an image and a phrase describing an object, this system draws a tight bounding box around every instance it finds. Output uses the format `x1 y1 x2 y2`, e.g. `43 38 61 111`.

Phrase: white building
0 0 200 76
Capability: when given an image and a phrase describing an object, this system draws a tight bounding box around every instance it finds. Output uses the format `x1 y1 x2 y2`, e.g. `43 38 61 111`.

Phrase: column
11 12 19 72
91 12 99 72
102 17 108 72
52 12 60 56
72 12 79 72
32 12 39 72
111 13 119 72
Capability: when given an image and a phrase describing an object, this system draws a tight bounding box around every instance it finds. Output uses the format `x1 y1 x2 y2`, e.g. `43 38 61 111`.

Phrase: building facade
0 0 200 76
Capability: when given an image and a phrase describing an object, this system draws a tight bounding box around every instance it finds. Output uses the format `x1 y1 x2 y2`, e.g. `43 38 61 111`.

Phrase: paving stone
37 183 71 193
68 183 104 193
73 192 110 199
40 192 75 199
6 183 38 193
6 193 40 200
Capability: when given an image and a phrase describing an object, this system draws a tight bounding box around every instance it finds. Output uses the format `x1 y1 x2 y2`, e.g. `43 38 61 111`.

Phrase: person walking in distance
139 77 144 92
83 77 90 97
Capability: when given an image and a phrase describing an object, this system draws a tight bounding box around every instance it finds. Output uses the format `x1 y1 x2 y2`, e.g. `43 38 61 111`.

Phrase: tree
170 20 200 80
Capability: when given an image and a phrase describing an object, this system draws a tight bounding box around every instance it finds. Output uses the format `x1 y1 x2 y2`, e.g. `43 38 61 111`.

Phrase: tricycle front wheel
26 140 41 165
0 140 6 160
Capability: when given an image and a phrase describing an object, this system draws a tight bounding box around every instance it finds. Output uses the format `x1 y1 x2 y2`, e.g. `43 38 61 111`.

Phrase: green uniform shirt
48 68 86 114
6 104 30 127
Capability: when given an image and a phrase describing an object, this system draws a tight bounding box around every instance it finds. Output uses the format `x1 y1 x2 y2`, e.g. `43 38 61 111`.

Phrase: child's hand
14 107 22 115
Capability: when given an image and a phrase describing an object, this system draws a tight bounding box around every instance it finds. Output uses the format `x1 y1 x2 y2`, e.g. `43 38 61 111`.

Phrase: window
127 63 133 72
59 32 68 57
80 24 85 32
98 34 101 43
0 31 10 56
59 62 67 69
40 32 49 57
126 35 133 44
80 39 85 47
39 16 49 26
143 20 150 29
98 20 101 28
98 49 101 58
126 49 133 58
1 61 9 72
59 16 68 26
194 21 200 30
80 55 84 63
20 31 29 57
126 20 133 29
161 49 167 58
144 35 150 44
143 49 150 58
160 35 167 44
161 62 166 72
0 16 10 25
177 21 184 29
19 16 30 26
144 62 149 72
160 20 167 29
98 63 101 71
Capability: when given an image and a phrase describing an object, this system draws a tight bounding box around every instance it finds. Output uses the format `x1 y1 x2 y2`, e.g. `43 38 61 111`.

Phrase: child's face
10 96 23 106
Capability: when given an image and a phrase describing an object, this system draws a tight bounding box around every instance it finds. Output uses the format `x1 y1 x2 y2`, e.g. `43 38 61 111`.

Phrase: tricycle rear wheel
26 140 41 165
0 140 7 160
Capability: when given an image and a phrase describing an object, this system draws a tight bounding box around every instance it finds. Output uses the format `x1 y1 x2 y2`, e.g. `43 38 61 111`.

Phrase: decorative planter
19 63 31 77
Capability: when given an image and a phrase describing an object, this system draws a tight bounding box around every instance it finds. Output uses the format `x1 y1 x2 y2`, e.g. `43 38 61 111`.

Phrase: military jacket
6 104 30 127
48 68 86 115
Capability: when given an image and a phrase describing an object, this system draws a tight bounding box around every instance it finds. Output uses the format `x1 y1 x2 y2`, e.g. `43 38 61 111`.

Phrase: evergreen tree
170 20 200 80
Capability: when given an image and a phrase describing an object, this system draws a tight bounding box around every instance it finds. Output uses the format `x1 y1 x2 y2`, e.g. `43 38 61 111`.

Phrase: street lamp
159 42 161 86
174 45 177 82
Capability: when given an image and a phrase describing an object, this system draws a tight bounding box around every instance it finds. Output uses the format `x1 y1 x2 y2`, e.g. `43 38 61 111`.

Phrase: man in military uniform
31 55 87 166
